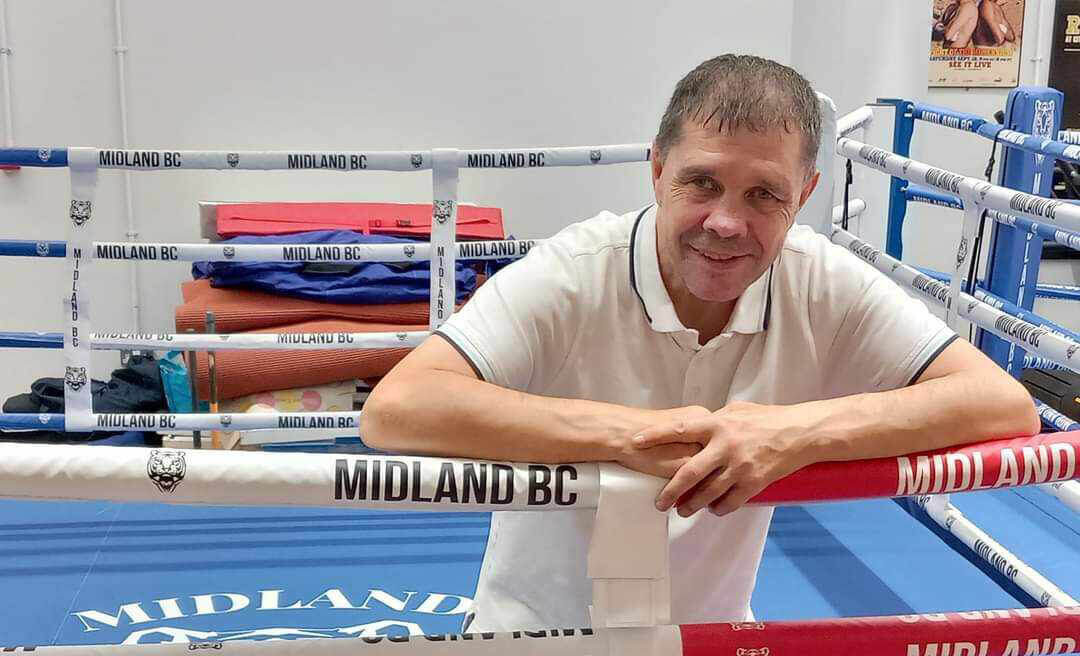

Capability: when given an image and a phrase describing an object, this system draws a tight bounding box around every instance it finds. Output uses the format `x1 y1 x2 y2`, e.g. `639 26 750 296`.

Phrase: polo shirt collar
629 205 773 336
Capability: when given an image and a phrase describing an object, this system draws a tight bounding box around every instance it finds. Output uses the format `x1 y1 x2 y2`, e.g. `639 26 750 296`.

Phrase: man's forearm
362 369 649 463
789 371 1040 468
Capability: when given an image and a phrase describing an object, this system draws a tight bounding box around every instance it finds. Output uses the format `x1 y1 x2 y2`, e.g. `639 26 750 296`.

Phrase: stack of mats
177 280 431 399
179 201 505 401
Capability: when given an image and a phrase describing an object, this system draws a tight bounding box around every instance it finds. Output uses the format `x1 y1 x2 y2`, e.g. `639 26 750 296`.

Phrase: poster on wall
1048 0 1080 129
929 0 1026 87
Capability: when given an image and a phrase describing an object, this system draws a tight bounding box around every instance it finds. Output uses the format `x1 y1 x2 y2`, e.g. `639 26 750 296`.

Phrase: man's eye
751 188 779 201
692 178 717 191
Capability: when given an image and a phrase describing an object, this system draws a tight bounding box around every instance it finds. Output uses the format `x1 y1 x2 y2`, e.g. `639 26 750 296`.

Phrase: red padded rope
682 607 1080 656
752 432 1079 504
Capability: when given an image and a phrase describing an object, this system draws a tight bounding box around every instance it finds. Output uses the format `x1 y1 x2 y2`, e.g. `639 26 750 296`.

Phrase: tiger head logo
589 150 602 164
38 148 52 162
64 366 88 391
147 450 187 494
410 153 424 169
36 241 50 257
222 246 236 259
220 415 232 428
226 153 240 168
1032 100 1055 139
955 237 969 267
433 200 454 224
403 245 416 258
945 515 957 530
70 200 92 227
735 649 770 656
1067 344 1078 360
396 332 408 342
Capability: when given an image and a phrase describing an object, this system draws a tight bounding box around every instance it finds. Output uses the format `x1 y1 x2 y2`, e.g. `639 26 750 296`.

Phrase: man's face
652 121 819 304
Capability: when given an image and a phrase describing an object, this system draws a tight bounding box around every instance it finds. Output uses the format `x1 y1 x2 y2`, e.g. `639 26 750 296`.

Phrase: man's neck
657 246 737 344
669 285 737 345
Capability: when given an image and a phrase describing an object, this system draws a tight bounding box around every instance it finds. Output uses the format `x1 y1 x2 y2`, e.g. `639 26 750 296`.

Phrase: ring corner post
977 86 1063 376
878 98 915 259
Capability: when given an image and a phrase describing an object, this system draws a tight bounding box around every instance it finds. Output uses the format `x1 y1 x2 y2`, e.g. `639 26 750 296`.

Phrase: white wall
0 0 794 400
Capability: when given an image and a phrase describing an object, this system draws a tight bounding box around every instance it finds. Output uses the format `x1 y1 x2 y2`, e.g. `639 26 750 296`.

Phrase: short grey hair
655 55 821 172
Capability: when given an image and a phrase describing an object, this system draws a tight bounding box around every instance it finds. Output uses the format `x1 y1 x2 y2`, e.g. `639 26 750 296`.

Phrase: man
361 55 1038 630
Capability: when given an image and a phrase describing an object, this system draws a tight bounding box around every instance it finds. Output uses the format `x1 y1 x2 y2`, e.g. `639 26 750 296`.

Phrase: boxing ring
0 90 1078 654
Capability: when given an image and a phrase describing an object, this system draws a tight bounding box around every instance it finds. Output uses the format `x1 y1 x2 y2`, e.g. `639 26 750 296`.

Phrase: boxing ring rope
0 144 651 170
836 105 873 137
912 103 1080 166
4 608 1079 656
0 430 1074 510
0 238 541 263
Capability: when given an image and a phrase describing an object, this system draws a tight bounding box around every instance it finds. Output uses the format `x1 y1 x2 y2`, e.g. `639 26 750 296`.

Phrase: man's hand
942 0 979 48
612 405 710 478
630 401 809 517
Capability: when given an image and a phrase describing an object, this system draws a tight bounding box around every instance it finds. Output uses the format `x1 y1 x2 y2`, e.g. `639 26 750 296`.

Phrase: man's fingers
632 418 711 448
674 469 737 517
709 484 757 517
654 451 723 511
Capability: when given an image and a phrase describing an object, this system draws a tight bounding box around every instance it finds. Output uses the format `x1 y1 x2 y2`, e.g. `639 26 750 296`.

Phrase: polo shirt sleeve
815 243 957 394
435 240 586 392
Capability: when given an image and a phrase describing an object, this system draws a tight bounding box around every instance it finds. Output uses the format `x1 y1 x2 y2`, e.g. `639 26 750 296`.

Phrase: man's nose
702 206 749 240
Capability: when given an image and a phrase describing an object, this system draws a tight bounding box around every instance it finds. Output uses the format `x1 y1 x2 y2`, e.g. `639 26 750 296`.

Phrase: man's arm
634 338 1040 517
362 335 707 478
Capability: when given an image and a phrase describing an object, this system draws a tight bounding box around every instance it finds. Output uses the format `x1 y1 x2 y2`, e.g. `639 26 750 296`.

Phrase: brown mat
191 320 419 399
177 279 432 332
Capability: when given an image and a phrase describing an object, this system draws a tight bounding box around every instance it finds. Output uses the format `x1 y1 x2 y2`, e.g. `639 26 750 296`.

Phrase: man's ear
798 170 821 209
651 143 664 206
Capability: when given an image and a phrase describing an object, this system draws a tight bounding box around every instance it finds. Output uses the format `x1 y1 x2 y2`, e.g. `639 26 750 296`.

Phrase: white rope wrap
90 411 361 431
0 626 682 656
837 137 1080 235
87 331 428 351
1040 480 1080 515
915 495 1078 607
84 144 651 171
91 240 541 263
831 228 1080 374
0 443 601 511
836 106 873 137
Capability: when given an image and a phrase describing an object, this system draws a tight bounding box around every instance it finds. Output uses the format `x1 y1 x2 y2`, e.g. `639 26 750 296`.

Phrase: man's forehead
673 121 804 171
675 151 795 189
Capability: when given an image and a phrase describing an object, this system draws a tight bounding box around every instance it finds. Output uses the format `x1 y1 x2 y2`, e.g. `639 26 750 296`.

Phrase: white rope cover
836 137 1080 235
88 331 428 351
836 106 873 137
914 495 1078 607
82 144 650 171
0 626 678 656
91 239 541 263
0 443 600 511
832 228 1080 375
90 411 362 431
1041 480 1080 514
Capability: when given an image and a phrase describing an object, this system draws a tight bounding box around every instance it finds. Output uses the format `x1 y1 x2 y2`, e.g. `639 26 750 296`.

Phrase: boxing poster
930 0 1026 87
1048 0 1080 129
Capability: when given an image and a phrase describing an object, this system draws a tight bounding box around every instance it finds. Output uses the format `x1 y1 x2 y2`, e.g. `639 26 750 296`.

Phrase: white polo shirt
436 205 955 631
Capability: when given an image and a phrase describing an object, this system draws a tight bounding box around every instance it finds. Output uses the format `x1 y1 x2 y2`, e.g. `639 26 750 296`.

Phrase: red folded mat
177 279 432 332
212 202 505 240
191 320 418 399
